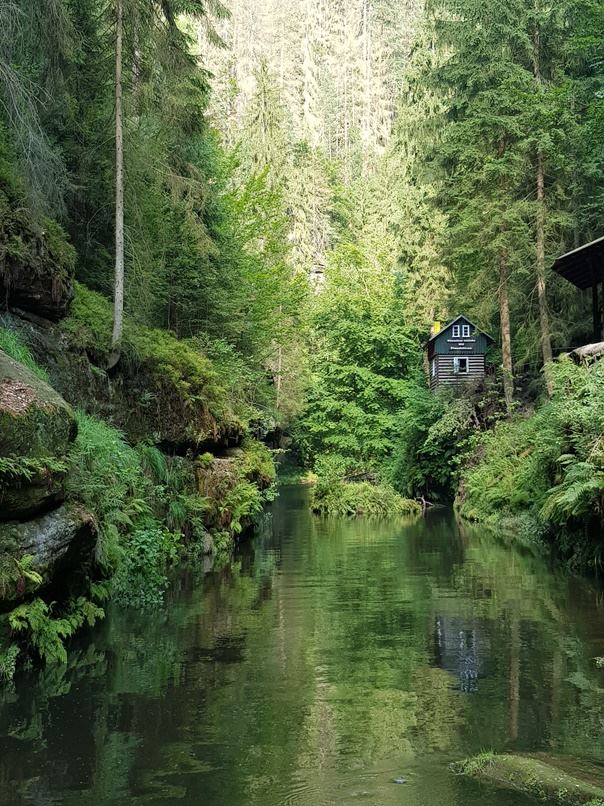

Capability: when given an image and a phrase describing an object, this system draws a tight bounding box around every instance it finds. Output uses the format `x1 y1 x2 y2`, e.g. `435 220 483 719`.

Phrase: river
1 485 603 805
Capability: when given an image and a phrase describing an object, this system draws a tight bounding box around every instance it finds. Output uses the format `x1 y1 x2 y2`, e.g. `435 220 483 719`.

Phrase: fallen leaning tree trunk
453 752 604 805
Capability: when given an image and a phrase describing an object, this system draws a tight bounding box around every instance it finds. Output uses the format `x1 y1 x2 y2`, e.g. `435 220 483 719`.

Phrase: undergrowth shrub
61 283 243 433
67 412 151 572
458 359 604 569
0 553 43 601
311 477 421 517
310 454 421 517
389 378 503 502
112 522 181 609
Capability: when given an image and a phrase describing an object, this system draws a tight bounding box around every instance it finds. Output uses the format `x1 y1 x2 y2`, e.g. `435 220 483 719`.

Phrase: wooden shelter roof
552 236 604 289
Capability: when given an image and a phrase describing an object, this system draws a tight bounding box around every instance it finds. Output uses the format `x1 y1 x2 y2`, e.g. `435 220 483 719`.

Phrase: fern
542 460 604 524
8 597 104 666
0 644 20 682
0 455 68 484
0 553 43 599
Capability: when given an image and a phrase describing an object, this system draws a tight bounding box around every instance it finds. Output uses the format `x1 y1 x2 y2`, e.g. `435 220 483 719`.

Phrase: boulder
0 350 77 520
0 504 97 603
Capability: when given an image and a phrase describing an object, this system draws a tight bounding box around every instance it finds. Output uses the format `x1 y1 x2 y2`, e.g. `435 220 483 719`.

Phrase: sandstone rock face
0 187 74 321
1 257 73 321
0 350 77 520
0 505 97 603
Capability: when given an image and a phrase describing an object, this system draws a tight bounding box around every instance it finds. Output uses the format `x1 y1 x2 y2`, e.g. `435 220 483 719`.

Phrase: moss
0 350 77 458
61 283 244 445
455 753 604 805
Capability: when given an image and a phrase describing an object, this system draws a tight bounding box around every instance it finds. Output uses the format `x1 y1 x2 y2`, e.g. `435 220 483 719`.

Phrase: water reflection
433 616 492 693
0 488 603 806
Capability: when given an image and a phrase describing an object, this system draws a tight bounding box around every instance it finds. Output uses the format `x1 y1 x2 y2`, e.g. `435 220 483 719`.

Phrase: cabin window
462 324 470 338
454 357 469 374
452 325 460 338
431 358 436 378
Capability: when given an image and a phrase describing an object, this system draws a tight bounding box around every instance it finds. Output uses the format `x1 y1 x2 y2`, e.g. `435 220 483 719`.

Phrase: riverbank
454 360 604 571
0 285 277 680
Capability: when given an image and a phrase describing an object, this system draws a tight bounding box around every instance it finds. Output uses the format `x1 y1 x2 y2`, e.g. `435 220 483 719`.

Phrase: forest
0 0 604 680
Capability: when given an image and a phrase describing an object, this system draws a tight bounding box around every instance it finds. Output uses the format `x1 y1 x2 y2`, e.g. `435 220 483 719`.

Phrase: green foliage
459 360 604 568
311 477 421 518
220 480 265 535
62 283 244 433
65 411 273 614
0 327 48 381
0 553 43 601
0 454 68 487
452 752 496 777
66 412 152 571
0 642 20 683
388 379 505 501
240 439 277 490
310 454 421 517
112 523 181 609
296 245 421 475
9 597 104 666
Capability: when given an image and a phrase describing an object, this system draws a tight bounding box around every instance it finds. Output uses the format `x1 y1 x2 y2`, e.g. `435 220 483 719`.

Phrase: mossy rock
0 350 76 519
0 504 97 604
454 752 604 805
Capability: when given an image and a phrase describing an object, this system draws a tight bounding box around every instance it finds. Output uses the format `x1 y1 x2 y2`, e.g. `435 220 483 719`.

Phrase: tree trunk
499 248 514 412
361 0 372 171
110 0 124 368
536 149 553 395
532 4 553 395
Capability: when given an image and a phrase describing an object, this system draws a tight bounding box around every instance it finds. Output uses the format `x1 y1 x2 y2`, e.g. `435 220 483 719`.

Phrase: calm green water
1 486 604 806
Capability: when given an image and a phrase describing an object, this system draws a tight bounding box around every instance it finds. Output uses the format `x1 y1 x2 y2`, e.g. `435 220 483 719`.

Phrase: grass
0 327 49 381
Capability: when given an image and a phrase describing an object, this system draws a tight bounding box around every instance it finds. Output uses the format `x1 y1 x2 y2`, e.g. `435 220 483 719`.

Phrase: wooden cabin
426 315 494 392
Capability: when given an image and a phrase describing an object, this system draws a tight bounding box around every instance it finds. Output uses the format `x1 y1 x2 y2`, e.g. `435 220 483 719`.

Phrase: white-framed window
454 357 469 374
462 324 471 338
431 358 437 378
452 325 460 338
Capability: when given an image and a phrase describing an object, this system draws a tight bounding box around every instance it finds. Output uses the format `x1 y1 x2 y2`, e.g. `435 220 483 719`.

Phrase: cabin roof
552 236 604 289
427 314 495 345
